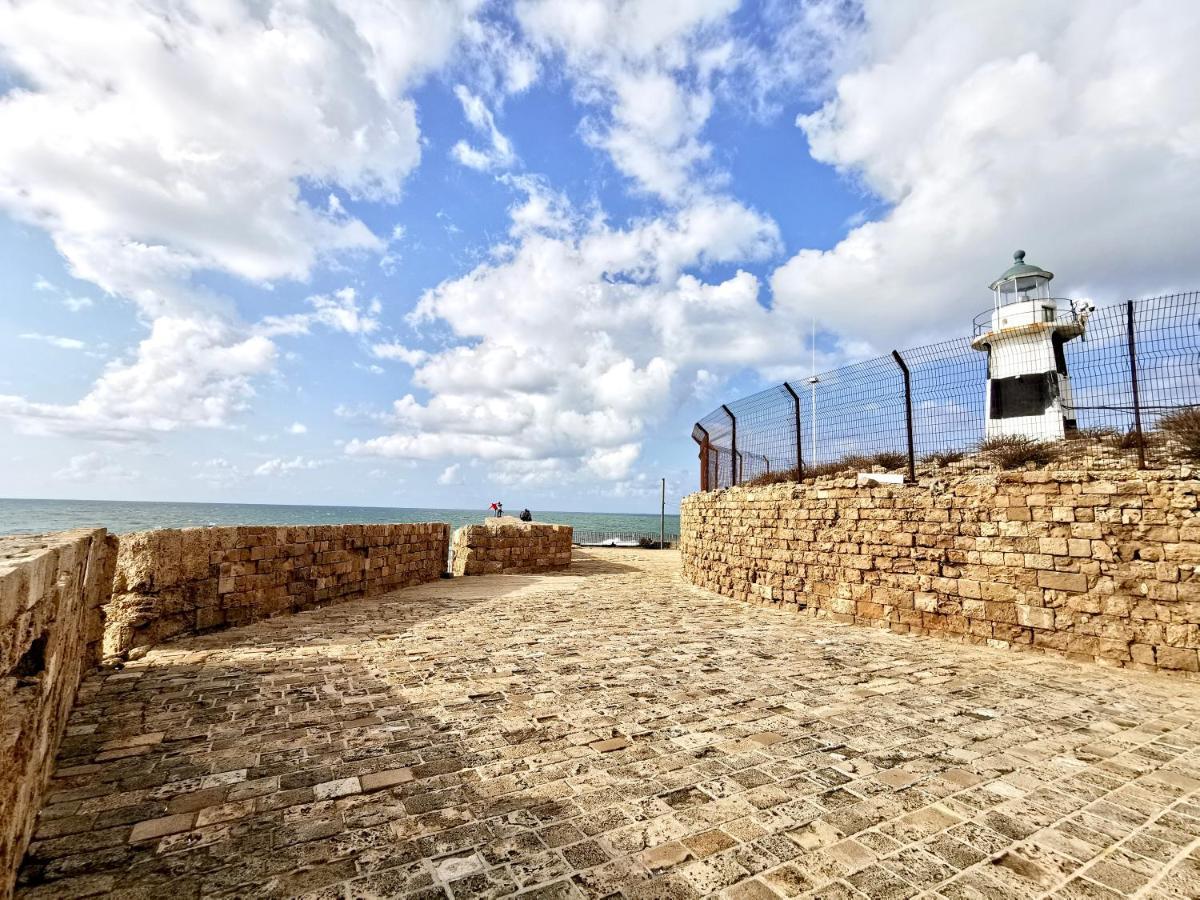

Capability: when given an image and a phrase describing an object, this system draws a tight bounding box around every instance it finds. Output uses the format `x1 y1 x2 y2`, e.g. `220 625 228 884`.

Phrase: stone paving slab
16 550 1200 899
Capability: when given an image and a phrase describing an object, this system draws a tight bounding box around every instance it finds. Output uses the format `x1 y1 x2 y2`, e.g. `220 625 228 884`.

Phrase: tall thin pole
808 319 819 464
722 404 737 485
783 382 803 479
892 350 916 483
1126 300 1146 469
660 478 665 548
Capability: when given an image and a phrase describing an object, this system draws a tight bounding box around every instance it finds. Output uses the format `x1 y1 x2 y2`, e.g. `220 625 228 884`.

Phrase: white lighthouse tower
970 250 1091 441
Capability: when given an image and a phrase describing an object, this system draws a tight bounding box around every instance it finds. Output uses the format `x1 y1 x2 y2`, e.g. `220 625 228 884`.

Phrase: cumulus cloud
2 317 276 439
258 288 382 338
347 191 786 478
192 456 245 486
437 463 464 485
0 0 482 439
517 0 738 201
55 451 140 482
370 342 429 366
287 422 307 435
770 0 1200 349
254 456 327 477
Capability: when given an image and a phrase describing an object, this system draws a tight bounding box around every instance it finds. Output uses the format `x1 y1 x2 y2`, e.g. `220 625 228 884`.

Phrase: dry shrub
1065 427 1118 443
1117 428 1145 450
803 460 852 480
868 451 907 470
979 435 1060 469
924 449 965 467
744 467 800 487
841 451 906 471
1157 408 1200 460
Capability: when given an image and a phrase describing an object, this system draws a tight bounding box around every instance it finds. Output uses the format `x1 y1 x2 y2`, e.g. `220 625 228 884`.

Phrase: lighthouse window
990 374 1052 419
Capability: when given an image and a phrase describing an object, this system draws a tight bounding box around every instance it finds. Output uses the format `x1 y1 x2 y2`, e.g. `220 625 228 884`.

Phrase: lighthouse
970 250 1091 441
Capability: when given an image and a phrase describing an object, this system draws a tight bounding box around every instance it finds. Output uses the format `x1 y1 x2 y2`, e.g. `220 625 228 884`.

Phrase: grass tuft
1157 408 1200 461
979 435 1059 469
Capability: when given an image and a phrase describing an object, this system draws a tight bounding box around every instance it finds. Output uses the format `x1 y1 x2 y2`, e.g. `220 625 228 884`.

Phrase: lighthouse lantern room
970 250 1091 441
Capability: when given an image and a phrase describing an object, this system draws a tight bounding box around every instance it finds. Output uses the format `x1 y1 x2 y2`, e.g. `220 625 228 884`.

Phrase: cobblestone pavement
17 550 1200 900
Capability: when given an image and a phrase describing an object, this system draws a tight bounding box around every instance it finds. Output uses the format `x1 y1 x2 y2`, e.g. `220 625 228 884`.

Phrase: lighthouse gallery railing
691 292 1200 490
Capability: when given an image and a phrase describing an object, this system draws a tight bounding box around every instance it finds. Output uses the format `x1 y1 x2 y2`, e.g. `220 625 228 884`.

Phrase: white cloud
370 342 429 366
347 192 787 479
62 295 94 312
258 288 382 338
192 456 245 486
0 0 483 439
1 317 276 439
437 463 464 485
19 332 86 350
450 85 516 171
254 456 326 477
770 0 1200 349
287 422 307 435
55 451 140 482
517 0 739 201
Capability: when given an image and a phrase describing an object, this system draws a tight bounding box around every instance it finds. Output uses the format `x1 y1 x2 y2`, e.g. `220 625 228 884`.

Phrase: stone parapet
106 522 450 656
451 518 573 575
681 469 1200 675
1 529 116 898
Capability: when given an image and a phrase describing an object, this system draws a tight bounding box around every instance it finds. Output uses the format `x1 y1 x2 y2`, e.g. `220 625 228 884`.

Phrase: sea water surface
0 497 681 538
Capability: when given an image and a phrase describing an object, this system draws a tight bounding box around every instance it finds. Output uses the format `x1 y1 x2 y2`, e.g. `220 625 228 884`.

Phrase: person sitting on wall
519 508 532 522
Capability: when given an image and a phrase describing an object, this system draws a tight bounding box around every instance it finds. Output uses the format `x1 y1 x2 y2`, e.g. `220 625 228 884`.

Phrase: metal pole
891 350 916 483
693 424 710 492
722 404 737 486
1126 300 1146 469
660 478 665 549
783 381 803 480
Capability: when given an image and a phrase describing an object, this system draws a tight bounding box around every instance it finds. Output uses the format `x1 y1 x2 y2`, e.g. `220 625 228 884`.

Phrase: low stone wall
1 529 116 897
681 469 1200 675
107 522 450 656
451 518 573 575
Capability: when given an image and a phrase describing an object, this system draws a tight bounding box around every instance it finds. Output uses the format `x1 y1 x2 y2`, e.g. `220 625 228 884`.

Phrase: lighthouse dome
989 250 1053 292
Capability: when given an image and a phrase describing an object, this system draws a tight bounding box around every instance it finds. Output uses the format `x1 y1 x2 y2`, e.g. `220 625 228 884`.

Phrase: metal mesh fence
692 293 1200 490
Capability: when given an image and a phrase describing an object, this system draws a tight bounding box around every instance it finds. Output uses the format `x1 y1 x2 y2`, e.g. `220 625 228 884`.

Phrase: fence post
722 404 737 485
1126 300 1146 469
693 424 710 491
891 350 917 483
783 382 804 480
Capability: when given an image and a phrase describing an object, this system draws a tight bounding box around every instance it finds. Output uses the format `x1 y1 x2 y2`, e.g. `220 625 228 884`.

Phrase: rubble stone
451 517 572 576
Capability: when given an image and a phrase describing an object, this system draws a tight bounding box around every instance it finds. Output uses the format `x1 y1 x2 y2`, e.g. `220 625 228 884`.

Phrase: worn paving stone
15 549 1200 898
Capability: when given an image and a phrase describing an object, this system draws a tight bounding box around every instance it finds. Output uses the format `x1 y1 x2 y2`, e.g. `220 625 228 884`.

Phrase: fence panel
691 293 1200 490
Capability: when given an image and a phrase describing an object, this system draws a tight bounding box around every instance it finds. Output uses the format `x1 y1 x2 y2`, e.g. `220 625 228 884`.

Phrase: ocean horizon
0 497 681 538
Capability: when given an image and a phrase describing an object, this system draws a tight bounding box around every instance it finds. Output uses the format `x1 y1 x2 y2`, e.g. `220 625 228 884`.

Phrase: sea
0 497 681 539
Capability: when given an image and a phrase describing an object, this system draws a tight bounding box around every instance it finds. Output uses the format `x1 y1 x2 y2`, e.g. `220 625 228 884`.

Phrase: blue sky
1 1 1198 513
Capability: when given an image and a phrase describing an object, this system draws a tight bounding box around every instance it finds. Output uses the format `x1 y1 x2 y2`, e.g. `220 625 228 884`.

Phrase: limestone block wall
1 529 116 898
451 518 573 575
106 522 450 656
681 470 1200 675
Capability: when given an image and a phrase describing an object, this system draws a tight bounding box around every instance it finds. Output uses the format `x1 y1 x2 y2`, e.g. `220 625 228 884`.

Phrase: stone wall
106 522 450 656
1 529 116 897
681 469 1200 675
451 518 573 575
